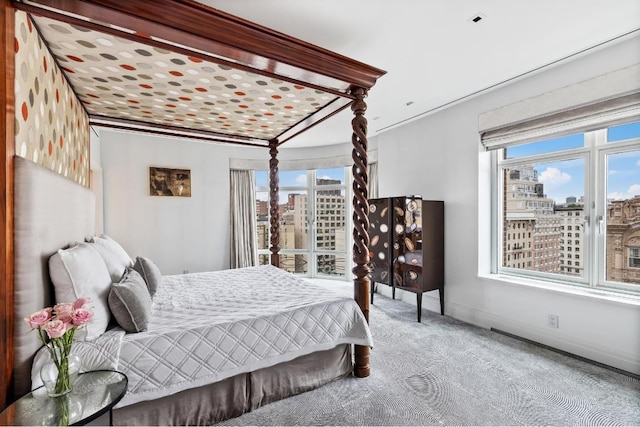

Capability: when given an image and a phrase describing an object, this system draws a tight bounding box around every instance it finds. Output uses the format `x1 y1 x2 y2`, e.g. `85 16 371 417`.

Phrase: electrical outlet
548 314 559 329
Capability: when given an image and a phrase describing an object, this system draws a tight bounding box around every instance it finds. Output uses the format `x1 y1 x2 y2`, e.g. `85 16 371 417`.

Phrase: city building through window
255 167 349 278
494 120 640 294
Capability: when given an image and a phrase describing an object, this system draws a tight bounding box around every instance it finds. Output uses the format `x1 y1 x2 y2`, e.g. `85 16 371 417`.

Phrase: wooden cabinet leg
439 287 445 315
370 281 375 304
417 292 423 322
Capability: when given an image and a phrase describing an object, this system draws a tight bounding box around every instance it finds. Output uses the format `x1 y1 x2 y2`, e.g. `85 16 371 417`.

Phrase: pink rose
54 303 74 323
42 319 67 339
24 308 52 329
72 308 93 326
73 297 92 310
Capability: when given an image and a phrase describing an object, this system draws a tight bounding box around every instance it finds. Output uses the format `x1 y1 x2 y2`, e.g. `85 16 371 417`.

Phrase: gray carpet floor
217 280 640 426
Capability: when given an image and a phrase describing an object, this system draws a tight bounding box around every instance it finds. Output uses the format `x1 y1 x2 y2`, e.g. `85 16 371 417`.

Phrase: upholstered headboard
13 156 96 396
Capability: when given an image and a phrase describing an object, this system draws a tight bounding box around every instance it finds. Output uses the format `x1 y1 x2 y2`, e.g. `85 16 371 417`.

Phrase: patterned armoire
368 196 444 322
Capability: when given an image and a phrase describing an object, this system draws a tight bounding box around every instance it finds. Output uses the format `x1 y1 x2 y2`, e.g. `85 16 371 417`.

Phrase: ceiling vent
469 13 486 23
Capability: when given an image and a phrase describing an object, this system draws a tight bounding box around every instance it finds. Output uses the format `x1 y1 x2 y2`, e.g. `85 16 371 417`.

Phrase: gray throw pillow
133 256 162 298
108 268 152 333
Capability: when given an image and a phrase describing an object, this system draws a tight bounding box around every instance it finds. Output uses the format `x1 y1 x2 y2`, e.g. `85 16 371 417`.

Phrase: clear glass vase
40 351 82 397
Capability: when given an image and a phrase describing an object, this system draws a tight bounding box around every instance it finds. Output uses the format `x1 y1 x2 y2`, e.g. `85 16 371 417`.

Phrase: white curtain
230 169 257 268
368 162 379 199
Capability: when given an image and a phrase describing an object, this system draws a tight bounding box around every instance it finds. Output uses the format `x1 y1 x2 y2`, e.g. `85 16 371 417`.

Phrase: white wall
100 133 237 274
98 131 359 275
99 34 640 374
376 34 640 374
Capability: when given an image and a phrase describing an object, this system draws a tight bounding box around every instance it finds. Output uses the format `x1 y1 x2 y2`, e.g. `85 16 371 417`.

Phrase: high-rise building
606 196 640 284
278 224 297 273
316 178 342 195
555 206 584 277
257 220 268 251
505 165 555 215
504 165 561 273
293 194 308 250
503 216 536 270
291 192 346 275
257 179 347 276
505 167 639 284
256 200 268 217
333 229 346 275
287 193 300 210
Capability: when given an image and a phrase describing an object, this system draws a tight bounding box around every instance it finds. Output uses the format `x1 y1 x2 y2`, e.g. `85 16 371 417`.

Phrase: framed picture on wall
149 167 191 197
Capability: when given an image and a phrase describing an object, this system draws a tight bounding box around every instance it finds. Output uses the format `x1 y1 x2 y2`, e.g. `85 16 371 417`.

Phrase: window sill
478 272 640 308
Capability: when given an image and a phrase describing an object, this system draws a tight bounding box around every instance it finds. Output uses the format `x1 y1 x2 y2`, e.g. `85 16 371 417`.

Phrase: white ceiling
198 0 640 148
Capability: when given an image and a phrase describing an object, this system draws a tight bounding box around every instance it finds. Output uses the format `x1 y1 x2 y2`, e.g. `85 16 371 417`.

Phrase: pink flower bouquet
25 298 94 396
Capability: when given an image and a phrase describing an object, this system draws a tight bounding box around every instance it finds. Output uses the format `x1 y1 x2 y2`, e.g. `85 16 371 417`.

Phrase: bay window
255 167 350 278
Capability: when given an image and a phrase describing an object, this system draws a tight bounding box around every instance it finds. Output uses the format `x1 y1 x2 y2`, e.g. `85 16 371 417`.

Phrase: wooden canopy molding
2 0 386 402
12 0 386 146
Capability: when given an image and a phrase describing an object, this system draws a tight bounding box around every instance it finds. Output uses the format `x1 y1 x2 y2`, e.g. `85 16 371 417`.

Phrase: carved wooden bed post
351 87 371 378
268 139 280 267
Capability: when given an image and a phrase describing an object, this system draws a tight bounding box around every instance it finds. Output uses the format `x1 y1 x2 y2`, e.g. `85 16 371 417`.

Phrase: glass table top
0 370 128 426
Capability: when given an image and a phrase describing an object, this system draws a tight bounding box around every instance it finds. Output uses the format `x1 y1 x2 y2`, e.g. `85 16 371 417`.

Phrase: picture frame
149 167 191 197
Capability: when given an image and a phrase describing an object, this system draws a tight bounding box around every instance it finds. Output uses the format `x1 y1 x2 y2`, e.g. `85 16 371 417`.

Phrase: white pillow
48 243 112 341
89 234 133 283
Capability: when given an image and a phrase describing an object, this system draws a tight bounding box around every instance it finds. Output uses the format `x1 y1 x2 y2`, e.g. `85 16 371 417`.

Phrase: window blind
479 64 640 150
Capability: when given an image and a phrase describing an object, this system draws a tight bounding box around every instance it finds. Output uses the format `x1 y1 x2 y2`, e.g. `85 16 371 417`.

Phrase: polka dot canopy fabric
31 14 339 141
14 11 90 187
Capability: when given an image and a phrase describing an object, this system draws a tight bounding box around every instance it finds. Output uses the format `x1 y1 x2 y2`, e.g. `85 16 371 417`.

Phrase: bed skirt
111 344 353 426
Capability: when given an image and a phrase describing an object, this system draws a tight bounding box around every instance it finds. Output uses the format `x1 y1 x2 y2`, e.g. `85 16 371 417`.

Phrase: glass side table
0 370 128 426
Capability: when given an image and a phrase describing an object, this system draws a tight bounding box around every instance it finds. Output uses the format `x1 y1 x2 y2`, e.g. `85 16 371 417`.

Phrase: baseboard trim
445 299 640 376
491 328 640 380
374 286 640 376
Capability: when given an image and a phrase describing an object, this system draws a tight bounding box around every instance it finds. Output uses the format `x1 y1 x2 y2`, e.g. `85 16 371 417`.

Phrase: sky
256 167 345 203
256 122 640 205
256 168 344 188
507 121 640 203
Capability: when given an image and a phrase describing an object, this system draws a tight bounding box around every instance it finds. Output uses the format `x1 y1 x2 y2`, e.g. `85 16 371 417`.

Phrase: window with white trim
490 119 640 295
255 167 350 278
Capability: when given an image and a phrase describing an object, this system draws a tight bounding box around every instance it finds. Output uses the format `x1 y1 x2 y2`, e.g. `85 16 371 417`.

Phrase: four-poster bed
0 0 385 423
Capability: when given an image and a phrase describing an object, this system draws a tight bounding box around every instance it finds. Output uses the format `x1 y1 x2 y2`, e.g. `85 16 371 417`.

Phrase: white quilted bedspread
114 265 371 407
